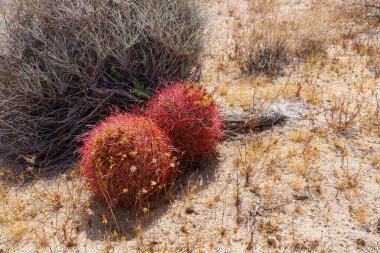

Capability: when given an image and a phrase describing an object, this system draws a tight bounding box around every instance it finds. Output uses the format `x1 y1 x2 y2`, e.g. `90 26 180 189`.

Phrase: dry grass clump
0 0 205 171
233 1 289 77
238 37 289 78
234 0 340 77
363 2 380 24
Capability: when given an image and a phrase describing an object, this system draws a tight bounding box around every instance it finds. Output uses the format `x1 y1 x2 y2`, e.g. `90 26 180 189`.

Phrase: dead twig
224 112 288 138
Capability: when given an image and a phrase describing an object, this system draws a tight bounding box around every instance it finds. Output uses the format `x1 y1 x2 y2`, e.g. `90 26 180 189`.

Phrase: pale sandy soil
0 0 379 253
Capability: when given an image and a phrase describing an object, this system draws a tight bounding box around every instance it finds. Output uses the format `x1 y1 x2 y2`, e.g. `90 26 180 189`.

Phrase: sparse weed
325 95 365 134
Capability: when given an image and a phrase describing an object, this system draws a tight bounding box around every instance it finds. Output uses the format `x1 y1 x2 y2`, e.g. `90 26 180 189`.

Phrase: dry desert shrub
234 0 340 77
363 1 380 23
233 0 288 77
0 0 205 171
237 37 289 78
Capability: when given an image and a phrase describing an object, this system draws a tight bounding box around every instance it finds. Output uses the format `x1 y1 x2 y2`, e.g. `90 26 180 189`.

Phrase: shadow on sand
81 158 220 242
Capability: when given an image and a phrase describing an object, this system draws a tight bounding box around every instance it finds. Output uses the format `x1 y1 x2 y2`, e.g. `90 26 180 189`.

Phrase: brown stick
223 112 288 137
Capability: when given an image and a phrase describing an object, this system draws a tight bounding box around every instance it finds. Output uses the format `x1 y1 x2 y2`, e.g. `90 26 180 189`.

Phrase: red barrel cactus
79 113 179 207
145 82 223 163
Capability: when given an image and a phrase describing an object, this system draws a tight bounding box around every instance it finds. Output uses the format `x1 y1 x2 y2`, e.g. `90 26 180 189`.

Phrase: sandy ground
0 0 379 252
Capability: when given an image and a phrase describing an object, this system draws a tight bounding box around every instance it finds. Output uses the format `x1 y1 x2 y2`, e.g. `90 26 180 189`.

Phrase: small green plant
129 83 154 99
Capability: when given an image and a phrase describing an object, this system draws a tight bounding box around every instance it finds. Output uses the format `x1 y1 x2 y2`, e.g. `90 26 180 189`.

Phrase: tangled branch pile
0 0 205 171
